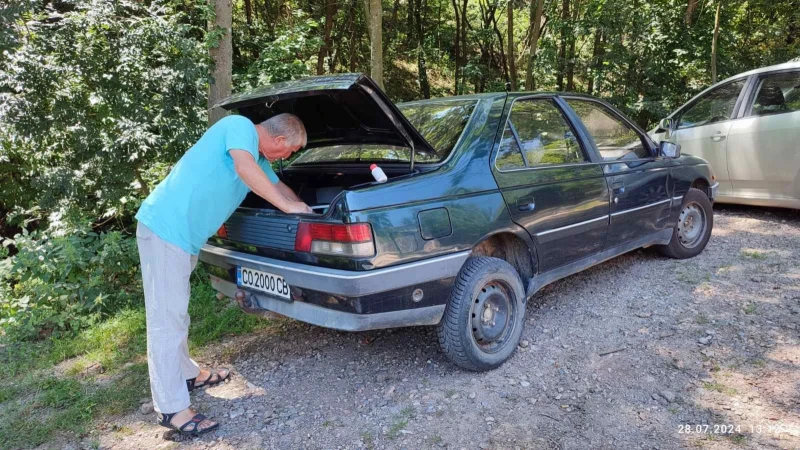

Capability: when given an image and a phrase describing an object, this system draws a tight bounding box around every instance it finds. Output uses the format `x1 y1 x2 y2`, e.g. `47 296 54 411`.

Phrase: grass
743 303 758 315
386 407 415 440
361 431 375 449
695 313 710 325
675 266 711 285
728 434 747 445
703 382 737 396
0 278 272 449
740 249 767 260
751 359 766 368
387 418 409 440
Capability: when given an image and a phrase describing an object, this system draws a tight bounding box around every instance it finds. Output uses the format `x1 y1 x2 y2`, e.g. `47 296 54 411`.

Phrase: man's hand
229 150 314 214
284 201 314 214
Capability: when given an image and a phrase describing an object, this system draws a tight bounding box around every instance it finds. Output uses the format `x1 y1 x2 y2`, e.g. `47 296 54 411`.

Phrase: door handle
516 197 535 211
611 182 625 194
710 131 726 142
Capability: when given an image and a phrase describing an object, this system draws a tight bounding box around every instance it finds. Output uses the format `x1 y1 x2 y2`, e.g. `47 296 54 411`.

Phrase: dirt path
86 205 799 450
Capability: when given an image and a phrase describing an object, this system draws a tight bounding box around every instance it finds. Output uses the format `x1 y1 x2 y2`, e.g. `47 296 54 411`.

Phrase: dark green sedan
201 74 717 371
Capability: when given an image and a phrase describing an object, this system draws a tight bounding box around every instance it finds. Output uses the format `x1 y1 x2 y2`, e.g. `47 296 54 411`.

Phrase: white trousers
137 222 200 414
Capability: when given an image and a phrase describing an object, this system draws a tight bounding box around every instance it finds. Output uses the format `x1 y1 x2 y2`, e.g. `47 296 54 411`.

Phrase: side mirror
659 117 675 139
659 141 681 158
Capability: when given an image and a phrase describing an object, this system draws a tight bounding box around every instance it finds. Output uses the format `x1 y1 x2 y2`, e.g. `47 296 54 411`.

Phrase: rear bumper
199 244 469 297
209 276 445 331
198 244 469 330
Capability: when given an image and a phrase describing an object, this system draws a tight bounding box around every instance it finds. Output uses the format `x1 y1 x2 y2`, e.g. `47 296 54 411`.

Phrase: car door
491 96 609 273
669 78 749 198
726 69 800 202
563 98 671 249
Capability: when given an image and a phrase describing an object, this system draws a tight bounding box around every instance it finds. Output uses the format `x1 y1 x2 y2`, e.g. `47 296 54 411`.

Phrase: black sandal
186 368 231 392
157 412 219 436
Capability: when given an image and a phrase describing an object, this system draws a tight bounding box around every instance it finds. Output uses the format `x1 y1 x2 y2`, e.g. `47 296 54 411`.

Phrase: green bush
0 0 208 231
0 230 140 340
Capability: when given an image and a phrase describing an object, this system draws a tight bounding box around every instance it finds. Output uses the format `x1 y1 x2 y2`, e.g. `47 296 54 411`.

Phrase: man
135 113 312 435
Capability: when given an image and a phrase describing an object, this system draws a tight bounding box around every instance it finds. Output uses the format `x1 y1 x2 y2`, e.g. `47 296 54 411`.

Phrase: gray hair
260 113 307 148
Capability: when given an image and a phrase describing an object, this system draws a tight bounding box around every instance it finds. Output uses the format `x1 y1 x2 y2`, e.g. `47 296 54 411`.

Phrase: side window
495 99 585 170
677 79 746 129
749 71 800 116
566 99 649 161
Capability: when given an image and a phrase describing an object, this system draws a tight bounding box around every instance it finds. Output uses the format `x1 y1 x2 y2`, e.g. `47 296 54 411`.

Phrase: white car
651 61 800 209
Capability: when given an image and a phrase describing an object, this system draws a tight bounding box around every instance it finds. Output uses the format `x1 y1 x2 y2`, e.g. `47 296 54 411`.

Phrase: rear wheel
658 187 714 259
436 257 526 371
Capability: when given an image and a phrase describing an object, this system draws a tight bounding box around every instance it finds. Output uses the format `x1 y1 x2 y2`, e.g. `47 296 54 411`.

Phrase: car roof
722 60 800 82
666 60 800 118
395 91 610 107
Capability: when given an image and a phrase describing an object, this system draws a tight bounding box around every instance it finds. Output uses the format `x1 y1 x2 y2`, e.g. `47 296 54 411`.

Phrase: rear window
290 100 476 165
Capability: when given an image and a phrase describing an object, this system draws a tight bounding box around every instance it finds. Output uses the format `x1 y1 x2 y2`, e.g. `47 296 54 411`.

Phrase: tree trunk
565 0 579 91
489 3 509 85
556 0 569 91
415 0 431 98
364 0 383 88
208 0 233 125
384 0 400 55
507 0 516 90
685 0 699 26
460 0 468 93
317 0 338 75
525 0 545 90
348 0 358 72
587 28 604 95
244 0 252 24
711 0 721 83
452 0 464 94
243 0 253 24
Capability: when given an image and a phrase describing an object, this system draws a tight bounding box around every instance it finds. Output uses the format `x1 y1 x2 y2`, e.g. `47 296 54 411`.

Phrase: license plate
236 266 291 300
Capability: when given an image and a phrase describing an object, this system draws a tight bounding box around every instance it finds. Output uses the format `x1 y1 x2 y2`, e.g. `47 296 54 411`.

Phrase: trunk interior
238 170 382 215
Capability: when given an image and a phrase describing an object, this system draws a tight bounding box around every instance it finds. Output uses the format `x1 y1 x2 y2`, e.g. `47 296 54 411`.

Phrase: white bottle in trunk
370 164 388 183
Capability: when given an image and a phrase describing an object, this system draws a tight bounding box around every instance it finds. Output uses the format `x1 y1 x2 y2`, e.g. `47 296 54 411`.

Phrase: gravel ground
87 205 799 450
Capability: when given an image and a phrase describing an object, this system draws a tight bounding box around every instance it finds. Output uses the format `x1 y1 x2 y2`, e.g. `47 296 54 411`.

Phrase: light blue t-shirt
136 115 279 255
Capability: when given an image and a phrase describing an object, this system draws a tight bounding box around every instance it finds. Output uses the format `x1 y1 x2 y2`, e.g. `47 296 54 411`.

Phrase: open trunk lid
215 74 435 171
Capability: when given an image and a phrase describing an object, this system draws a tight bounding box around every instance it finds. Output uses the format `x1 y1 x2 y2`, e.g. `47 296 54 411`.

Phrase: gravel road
91 205 799 450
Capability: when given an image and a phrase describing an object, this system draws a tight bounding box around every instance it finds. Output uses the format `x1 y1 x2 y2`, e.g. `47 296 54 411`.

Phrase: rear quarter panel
349 192 527 268
345 94 525 269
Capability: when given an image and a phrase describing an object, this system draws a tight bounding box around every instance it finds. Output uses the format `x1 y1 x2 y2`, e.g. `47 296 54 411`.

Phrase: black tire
436 256 526 371
658 187 714 259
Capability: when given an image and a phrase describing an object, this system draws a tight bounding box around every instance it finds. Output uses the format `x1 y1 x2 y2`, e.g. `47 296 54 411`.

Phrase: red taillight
216 224 228 239
295 222 374 256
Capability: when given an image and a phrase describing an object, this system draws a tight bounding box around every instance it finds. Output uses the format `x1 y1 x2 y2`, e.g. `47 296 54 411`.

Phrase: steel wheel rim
677 201 706 248
470 281 516 354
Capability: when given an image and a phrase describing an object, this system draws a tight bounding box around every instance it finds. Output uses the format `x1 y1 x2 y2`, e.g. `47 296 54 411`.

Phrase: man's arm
230 150 313 214
276 181 304 203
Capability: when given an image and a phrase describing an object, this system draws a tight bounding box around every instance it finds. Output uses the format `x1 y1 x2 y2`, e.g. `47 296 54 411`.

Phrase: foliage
0 0 208 233
0 277 272 448
0 230 141 340
233 9 322 89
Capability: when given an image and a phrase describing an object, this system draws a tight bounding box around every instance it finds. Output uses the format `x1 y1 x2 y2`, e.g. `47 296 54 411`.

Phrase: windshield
290 99 476 165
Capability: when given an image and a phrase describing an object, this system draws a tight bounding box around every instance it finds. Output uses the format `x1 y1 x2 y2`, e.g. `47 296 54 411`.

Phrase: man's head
256 113 307 161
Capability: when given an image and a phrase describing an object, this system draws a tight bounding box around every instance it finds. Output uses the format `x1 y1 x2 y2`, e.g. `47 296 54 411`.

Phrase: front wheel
658 187 714 259
436 257 526 371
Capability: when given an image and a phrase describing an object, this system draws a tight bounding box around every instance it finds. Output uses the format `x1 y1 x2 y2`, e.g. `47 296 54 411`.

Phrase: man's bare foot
170 407 217 433
195 368 213 384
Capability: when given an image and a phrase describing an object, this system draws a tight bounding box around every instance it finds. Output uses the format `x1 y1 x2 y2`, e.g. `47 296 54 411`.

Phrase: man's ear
274 135 287 146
